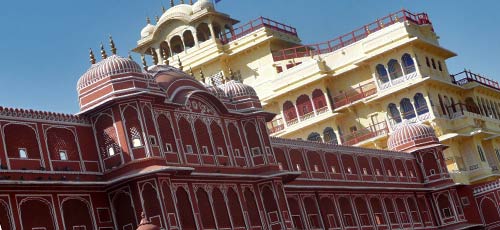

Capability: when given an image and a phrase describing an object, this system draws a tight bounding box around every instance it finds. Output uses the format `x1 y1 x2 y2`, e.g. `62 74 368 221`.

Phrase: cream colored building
134 0 500 185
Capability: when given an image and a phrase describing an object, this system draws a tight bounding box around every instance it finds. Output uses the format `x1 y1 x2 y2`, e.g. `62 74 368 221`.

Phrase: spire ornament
128 52 133 60
189 67 194 77
146 17 151 24
162 49 169 65
151 48 159 65
155 16 160 23
189 0 193 5
177 56 183 71
180 0 185 4
109 36 117 55
89 48 96 64
229 68 235 80
162 6 166 13
100 43 107 59
200 69 205 83
141 54 148 70
170 0 174 7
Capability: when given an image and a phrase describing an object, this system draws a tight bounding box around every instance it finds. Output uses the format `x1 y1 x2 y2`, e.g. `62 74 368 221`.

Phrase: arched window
414 93 429 115
323 127 337 144
296 94 313 117
401 53 415 73
196 23 211 42
388 103 402 123
388 59 403 79
312 89 327 111
307 132 321 142
170 35 184 54
400 98 416 119
183 30 195 49
283 101 297 123
160 41 170 58
376 64 389 83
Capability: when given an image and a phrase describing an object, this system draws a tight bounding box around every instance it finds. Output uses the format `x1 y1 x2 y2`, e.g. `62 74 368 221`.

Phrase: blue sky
0 0 498 114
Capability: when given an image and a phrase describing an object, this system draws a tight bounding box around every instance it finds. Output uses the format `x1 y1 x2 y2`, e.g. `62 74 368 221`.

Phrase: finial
189 67 194 76
200 69 205 82
146 17 151 24
170 0 174 7
89 48 96 65
229 68 235 80
151 48 158 65
177 56 183 71
155 16 160 23
162 6 166 13
109 36 117 55
210 77 215 86
189 0 193 5
100 43 107 59
180 0 185 4
162 49 169 65
128 52 133 60
141 54 148 70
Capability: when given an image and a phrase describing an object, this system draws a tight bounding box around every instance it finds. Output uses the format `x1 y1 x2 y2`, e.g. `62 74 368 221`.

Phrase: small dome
193 0 214 12
223 80 258 99
141 23 155 38
159 4 193 22
77 55 143 90
388 121 439 152
136 213 160 230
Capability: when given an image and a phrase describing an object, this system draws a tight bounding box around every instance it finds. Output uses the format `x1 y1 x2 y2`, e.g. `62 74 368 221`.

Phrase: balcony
451 70 500 91
269 105 332 135
378 71 419 91
220 17 298 44
271 9 432 61
332 81 377 109
340 121 389 146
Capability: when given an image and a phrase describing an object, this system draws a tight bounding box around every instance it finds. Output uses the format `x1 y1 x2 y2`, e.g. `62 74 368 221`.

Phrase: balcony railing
267 118 285 134
299 110 316 121
451 70 500 91
272 9 432 61
220 17 298 44
333 81 377 109
444 103 481 119
340 121 389 146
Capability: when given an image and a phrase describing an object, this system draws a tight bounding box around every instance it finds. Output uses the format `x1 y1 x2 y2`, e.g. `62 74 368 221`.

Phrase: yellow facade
134 2 500 185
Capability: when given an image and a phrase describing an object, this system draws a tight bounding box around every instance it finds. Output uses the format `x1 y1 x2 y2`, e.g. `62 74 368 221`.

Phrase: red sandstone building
2 13 500 230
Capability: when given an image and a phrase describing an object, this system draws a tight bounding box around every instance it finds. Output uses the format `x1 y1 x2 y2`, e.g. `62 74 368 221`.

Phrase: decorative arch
244 121 262 155
318 196 340 229
274 148 289 171
0 200 13 230
156 113 178 154
227 122 245 166
19 197 57 230
479 196 500 225
194 119 214 156
175 187 197 229
414 93 429 115
212 187 231 228
283 101 298 123
323 127 337 144
3 123 42 169
287 197 305 229
170 35 184 54
312 89 327 110
401 53 415 73
94 113 121 169
400 98 416 119
261 185 281 227
289 149 306 173
338 197 356 227
45 127 82 171
376 64 389 83
196 23 211 42
210 121 227 157
244 188 262 227
183 30 195 49
110 190 137 229
388 103 402 124
160 41 170 58
307 151 324 174
296 94 313 117
61 197 95 230
140 182 164 227
303 197 322 228
196 187 216 229
436 193 454 222
354 197 372 226
122 105 144 151
384 198 398 225
307 132 322 142
370 197 386 226
227 187 246 228
388 59 403 79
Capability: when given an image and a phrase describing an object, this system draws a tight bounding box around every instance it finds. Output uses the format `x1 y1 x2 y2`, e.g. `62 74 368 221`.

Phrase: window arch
296 94 313 117
170 35 184 54
414 93 429 115
307 132 322 142
401 53 415 73
388 59 403 79
196 23 211 42
323 127 337 144
400 98 416 119
388 103 402 123
283 101 297 123
376 64 389 83
183 30 195 49
312 89 327 111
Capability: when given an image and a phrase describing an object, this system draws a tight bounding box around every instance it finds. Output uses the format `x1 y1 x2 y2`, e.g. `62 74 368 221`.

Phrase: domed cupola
193 0 215 13
199 71 228 101
77 39 158 113
222 78 262 111
387 121 440 152
140 17 155 38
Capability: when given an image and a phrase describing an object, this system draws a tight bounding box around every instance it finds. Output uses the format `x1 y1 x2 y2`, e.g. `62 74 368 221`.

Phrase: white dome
141 23 155 38
193 0 214 12
159 4 193 22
